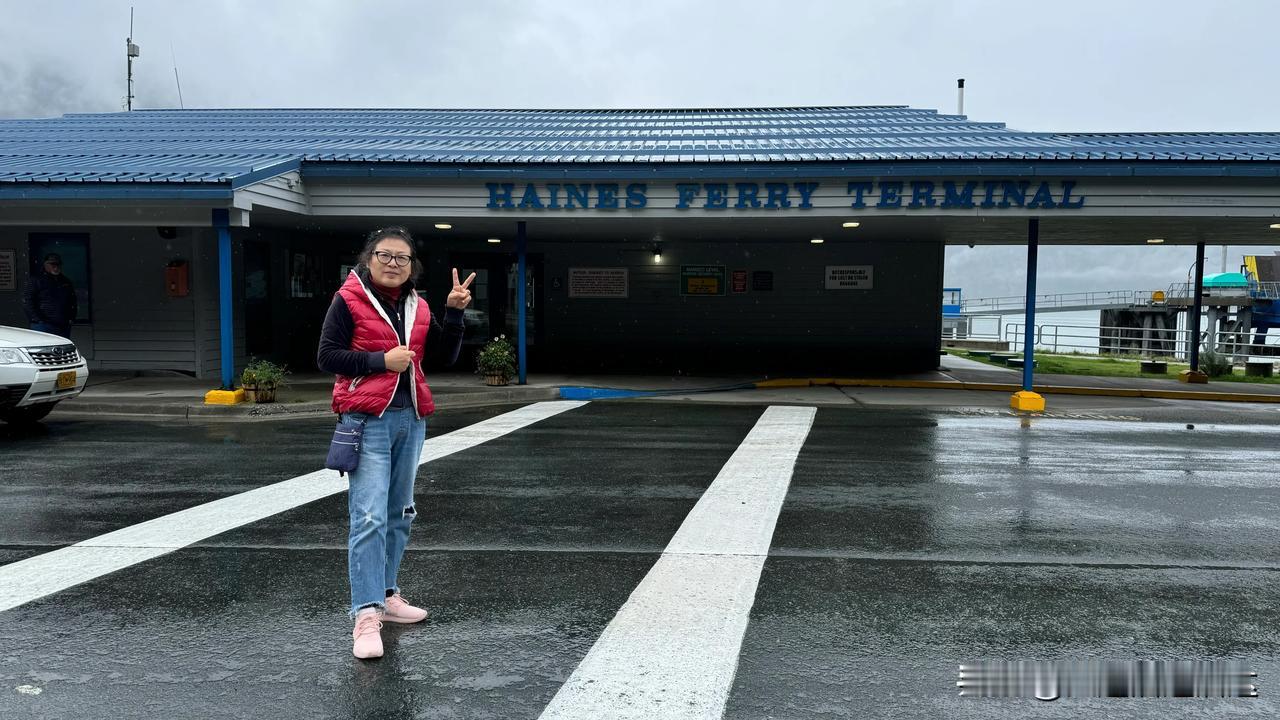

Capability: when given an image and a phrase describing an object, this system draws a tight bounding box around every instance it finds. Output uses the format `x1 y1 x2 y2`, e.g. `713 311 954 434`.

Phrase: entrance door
450 253 542 369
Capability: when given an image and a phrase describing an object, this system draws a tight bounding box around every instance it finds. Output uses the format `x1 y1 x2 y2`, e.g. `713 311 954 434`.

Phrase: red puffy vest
330 270 435 417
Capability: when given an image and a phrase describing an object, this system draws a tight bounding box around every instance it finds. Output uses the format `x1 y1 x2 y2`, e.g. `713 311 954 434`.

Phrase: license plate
56 371 76 390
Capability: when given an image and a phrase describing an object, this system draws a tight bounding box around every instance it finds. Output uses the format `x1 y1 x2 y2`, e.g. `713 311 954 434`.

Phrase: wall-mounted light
841 221 860 229
653 244 663 263
810 237 825 245
434 223 452 230
1146 238 1165 244
487 237 501 244
1271 223 1280 230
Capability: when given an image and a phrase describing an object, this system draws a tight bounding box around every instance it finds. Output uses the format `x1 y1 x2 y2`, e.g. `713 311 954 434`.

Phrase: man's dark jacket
23 272 77 326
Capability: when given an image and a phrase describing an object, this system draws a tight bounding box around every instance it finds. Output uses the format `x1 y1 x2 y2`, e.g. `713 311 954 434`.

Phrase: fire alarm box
166 260 189 297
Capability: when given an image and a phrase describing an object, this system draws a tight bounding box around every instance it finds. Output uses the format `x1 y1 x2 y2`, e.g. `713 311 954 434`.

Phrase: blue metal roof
1 106 1279 185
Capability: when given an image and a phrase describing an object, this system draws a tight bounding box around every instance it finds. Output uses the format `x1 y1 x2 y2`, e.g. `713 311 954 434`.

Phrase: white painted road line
0 400 589 614
539 404 817 720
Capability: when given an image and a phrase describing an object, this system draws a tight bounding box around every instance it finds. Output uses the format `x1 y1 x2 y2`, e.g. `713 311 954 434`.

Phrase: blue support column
516 220 528 385
1011 218 1045 411
213 209 234 390
1022 218 1039 391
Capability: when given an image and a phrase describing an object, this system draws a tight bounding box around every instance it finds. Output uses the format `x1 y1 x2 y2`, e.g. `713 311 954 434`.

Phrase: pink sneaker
351 609 384 659
383 592 429 624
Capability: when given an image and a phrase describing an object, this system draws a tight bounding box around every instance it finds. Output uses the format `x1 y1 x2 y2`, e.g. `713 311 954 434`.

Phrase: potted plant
475 335 516 386
241 358 289 403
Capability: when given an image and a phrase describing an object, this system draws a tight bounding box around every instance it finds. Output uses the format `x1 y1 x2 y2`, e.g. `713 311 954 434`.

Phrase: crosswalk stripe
0 400 588 614
539 404 817 720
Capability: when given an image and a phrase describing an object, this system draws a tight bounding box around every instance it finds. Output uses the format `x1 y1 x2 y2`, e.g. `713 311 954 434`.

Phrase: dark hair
358 226 423 284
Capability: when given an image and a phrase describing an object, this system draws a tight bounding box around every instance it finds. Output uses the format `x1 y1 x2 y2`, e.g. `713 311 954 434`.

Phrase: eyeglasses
373 251 413 268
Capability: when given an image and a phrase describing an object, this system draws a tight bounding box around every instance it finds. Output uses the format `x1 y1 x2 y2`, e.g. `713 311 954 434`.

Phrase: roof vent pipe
957 78 965 116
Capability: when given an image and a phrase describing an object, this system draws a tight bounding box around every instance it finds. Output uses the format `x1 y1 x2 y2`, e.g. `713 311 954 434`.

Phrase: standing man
23 253 77 339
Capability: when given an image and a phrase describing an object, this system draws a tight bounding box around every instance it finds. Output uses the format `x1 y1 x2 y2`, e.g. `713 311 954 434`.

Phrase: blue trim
213 208 235 390
1022 218 1039 392
559 387 657 400
516 221 527 386
228 158 303 189
0 185 233 200
301 160 1280 181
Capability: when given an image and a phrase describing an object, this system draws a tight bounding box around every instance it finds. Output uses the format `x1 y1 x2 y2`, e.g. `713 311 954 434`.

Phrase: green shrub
475 335 516 379
1199 350 1233 377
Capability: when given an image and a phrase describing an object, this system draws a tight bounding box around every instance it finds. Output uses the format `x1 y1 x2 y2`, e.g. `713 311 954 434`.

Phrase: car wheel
0 402 57 425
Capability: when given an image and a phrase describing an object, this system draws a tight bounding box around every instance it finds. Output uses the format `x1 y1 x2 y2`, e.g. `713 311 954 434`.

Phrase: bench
1246 360 1275 378
966 350 994 359
1140 360 1168 374
988 354 1018 365
1006 358 1036 369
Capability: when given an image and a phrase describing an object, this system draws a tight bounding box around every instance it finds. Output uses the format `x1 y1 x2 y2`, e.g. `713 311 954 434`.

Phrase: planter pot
246 385 276 403
484 373 509 387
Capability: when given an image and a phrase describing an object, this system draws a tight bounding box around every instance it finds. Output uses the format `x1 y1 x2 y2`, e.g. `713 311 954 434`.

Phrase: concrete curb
53 386 563 421
756 378 1280 404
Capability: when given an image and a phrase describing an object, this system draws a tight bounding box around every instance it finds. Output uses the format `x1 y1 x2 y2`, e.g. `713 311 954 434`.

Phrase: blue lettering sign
625 183 647 209
764 182 791 209
847 181 873 209
704 183 728 209
941 181 976 209
546 183 562 209
1059 180 1085 209
1026 181 1057 209
980 180 1000 209
794 182 819 209
877 181 904 208
909 180 936 209
676 183 701 209
564 183 590 209
596 183 620 209
735 183 761 209
999 181 1031 208
486 182 515 209
518 183 544 209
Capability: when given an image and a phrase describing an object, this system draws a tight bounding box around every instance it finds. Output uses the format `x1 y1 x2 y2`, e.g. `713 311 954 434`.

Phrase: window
28 233 91 322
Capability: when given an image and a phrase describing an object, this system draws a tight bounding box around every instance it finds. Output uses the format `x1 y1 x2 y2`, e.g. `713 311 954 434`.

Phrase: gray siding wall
534 237 944 373
0 226 245 381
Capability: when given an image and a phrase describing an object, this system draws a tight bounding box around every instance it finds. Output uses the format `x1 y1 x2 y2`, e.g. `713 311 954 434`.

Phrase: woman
317 226 473 659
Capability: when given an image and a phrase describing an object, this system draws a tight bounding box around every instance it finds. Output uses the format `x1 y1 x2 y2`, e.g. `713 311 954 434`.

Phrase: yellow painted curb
758 378 1280 404
1010 390 1046 412
204 388 246 405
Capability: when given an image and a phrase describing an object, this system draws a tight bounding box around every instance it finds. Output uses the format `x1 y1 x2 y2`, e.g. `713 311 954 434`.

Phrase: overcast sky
3 0 1278 298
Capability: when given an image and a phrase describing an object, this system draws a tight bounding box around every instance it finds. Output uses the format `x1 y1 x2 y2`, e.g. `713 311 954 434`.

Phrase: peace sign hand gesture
447 268 477 309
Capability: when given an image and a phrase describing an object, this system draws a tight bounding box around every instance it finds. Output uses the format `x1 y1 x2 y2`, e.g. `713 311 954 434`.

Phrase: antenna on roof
956 78 965 116
170 42 184 110
125 7 141 111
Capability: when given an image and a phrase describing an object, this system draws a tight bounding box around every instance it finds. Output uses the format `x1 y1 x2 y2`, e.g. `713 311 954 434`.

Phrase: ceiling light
1146 238 1165 244
434 223 452 230
487 238 501 244
1271 223 1280 230
810 237 825 244
842 221 860 228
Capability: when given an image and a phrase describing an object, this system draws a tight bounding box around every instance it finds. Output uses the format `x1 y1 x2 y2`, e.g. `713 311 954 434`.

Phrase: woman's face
368 237 413 289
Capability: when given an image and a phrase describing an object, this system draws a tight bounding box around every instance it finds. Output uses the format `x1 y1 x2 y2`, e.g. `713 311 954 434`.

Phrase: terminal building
2 106 1279 387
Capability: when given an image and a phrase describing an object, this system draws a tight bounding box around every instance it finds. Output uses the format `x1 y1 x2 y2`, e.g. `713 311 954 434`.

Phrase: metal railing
960 290 1156 315
1164 280 1280 303
998 323 1280 361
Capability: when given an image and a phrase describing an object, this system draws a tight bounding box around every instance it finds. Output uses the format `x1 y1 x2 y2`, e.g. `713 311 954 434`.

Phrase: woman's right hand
384 345 416 373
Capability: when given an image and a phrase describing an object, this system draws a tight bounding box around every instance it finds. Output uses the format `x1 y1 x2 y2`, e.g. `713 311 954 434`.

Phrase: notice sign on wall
0 250 14 291
681 265 726 296
731 269 748 294
568 267 628 298
826 265 873 290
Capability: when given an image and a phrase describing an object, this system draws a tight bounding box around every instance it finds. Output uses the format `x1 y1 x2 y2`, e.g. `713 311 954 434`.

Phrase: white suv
0 325 89 424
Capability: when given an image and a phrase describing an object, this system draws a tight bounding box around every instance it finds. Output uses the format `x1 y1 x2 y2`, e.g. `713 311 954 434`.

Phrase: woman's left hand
447 268 477 309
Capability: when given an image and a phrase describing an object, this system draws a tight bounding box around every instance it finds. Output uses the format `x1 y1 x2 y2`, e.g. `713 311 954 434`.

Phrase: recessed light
434 223 452 230
810 238 825 244
842 221 860 228
1146 238 1165 244
487 238 501 244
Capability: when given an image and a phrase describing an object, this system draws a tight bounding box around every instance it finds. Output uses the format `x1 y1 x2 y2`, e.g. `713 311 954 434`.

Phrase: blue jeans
345 406 427 617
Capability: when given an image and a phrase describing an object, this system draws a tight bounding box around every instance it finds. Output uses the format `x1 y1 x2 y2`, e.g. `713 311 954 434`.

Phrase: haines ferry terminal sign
485 179 1085 212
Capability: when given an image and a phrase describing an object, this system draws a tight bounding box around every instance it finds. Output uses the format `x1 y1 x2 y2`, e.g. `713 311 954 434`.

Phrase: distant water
961 309 1279 357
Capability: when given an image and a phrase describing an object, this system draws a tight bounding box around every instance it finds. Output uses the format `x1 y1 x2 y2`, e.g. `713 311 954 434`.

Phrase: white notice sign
0 250 14 291
825 265 873 290
569 267 628 298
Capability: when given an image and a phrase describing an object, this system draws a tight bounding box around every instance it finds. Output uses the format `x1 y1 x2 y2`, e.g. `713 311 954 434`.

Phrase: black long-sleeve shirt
317 288 466 409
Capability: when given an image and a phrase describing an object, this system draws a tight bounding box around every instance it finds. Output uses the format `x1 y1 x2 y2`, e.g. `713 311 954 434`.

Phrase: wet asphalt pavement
1 401 1278 719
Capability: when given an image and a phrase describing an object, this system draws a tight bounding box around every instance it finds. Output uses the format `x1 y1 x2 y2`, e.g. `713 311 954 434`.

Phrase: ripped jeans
344 406 427 617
